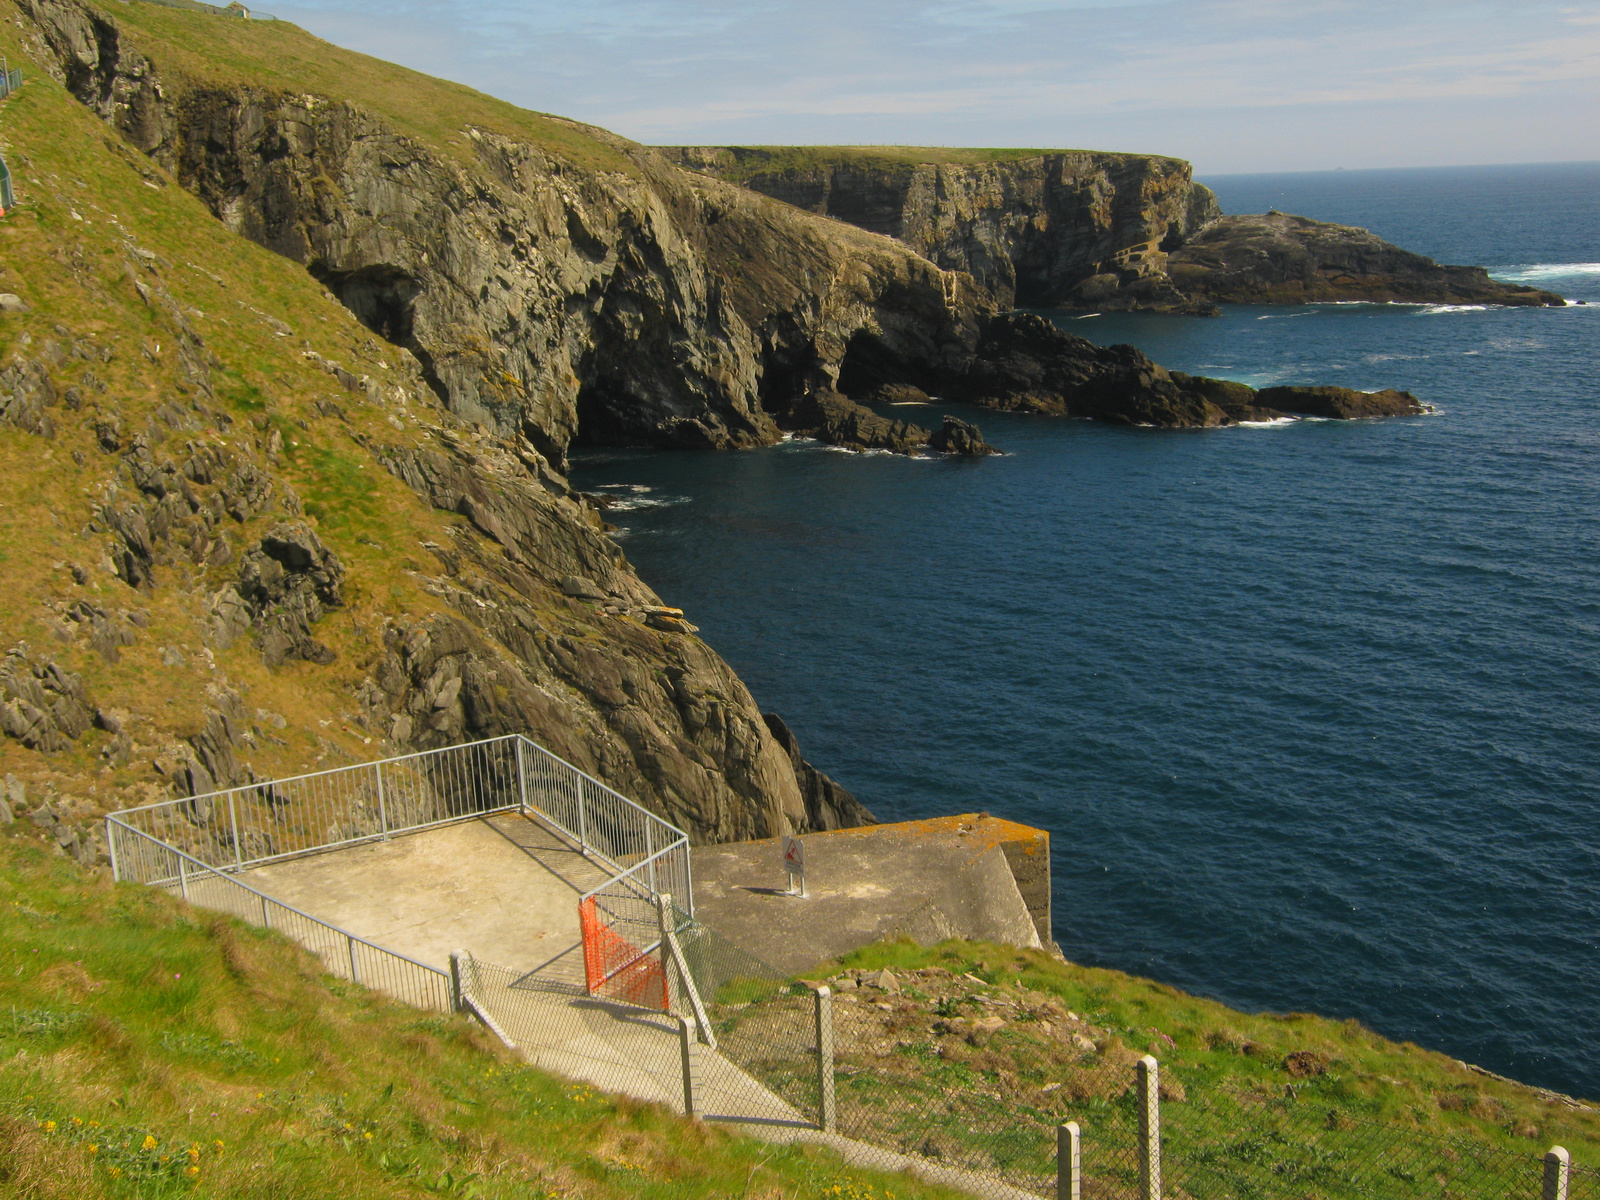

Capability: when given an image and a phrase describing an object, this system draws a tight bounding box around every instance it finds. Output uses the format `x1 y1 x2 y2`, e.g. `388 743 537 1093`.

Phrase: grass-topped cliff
664 145 1563 313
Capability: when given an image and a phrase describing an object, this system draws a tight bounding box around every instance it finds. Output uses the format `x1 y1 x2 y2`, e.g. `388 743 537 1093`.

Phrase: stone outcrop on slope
664 146 1219 311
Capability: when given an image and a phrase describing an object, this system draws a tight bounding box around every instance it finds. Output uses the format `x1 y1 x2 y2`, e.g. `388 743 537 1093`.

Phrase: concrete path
241 813 610 973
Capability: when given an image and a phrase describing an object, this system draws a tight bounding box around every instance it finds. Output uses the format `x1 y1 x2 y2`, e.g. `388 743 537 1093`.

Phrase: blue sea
570 161 1600 1100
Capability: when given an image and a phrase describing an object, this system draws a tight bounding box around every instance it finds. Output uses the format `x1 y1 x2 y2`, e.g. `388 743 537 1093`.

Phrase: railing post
348 935 361 984
228 791 243 869
105 818 121 882
646 822 657 893
1058 1121 1082 1200
1137 1055 1161 1200
375 762 389 839
178 855 189 900
576 775 588 856
678 1015 700 1118
449 949 467 1013
815 985 836 1133
260 894 270 928
514 737 528 814
1545 1147 1571 1200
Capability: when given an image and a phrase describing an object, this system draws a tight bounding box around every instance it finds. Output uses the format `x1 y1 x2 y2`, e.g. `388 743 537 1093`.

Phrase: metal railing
107 733 693 916
0 153 14 214
113 821 452 1011
0 65 21 101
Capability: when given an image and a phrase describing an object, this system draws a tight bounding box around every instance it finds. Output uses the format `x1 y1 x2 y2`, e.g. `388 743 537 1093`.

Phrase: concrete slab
241 813 611 973
690 814 1051 975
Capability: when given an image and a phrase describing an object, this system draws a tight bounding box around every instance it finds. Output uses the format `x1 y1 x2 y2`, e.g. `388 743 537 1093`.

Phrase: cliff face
21 0 993 465
664 147 1220 311
0 0 881 851
0 0 1436 861
666 148 1564 312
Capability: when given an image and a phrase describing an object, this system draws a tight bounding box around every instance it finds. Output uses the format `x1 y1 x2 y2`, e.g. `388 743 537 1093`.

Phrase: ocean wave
1257 311 1315 320
1416 305 1489 315
1072 313 1101 319
1491 262 1600 283
1235 417 1299 428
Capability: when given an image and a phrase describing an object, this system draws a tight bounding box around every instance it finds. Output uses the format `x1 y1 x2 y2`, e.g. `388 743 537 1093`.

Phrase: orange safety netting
578 896 668 1011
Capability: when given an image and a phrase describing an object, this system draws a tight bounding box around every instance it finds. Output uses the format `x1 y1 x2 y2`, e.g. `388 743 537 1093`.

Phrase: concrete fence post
1137 1055 1161 1200
678 1015 700 1118
449 950 467 1013
514 737 528 814
815 985 836 1133
1545 1147 1571 1200
1058 1121 1081 1200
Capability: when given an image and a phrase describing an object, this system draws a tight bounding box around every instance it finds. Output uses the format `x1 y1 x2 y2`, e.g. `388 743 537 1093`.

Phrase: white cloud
269 0 1600 170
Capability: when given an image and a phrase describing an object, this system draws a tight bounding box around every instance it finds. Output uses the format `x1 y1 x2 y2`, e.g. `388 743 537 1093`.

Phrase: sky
267 0 1600 173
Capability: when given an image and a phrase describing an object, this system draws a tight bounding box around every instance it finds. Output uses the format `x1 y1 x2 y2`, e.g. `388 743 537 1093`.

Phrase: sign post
782 834 807 898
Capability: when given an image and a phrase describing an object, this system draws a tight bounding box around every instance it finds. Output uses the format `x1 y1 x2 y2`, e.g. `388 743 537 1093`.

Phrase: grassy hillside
0 10 582 816
794 939 1600 1193
43 0 637 175
0 828 972 1200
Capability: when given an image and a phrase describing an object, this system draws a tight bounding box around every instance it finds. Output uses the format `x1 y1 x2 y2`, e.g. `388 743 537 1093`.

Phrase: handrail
111 734 523 818
578 837 691 905
107 818 450 981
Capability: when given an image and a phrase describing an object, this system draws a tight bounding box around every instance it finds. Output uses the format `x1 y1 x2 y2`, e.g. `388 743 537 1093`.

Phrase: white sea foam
1491 262 1600 282
1417 304 1489 315
1235 417 1299 428
1257 311 1315 320
1072 313 1101 319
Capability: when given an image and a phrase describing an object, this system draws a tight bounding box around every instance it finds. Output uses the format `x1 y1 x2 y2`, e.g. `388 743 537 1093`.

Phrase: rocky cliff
664 146 1220 312
1161 212 1564 307
667 148 1564 312
0 0 1433 861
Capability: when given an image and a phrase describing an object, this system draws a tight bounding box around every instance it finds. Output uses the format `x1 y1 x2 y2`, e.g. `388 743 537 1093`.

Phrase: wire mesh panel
1163 1086 1562 1200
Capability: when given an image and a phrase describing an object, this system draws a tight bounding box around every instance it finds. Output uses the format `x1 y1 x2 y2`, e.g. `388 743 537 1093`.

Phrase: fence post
1137 1055 1161 1200
375 762 389 839
228 792 243 869
1545 1147 1571 1200
576 775 589 856
514 738 527 814
348 934 361 984
1058 1121 1081 1200
815 985 836 1133
105 818 121 882
260 894 270 928
178 855 189 900
449 950 467 1013
679 1015 700 1118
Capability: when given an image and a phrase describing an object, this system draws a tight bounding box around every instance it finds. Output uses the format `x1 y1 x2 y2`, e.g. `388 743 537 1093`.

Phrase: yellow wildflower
108 1166 123 1179
43 1120 56 1132
88 1145 98 1155
188 1146 201 1161
213 1139 225 1151
142 1134 158 1151
185 1165 200 1178
363 1131 373 1140
71 1117 84 1127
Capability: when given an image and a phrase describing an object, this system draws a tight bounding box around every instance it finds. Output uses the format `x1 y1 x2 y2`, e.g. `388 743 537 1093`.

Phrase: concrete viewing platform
691 813 1052 975
243 811 608 981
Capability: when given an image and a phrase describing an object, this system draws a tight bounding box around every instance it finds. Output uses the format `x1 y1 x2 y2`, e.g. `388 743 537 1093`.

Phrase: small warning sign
782 834 807 897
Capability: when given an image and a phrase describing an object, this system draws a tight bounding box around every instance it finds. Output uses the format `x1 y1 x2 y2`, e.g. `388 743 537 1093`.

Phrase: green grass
756 940 1600 1199
0 833 969 1200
